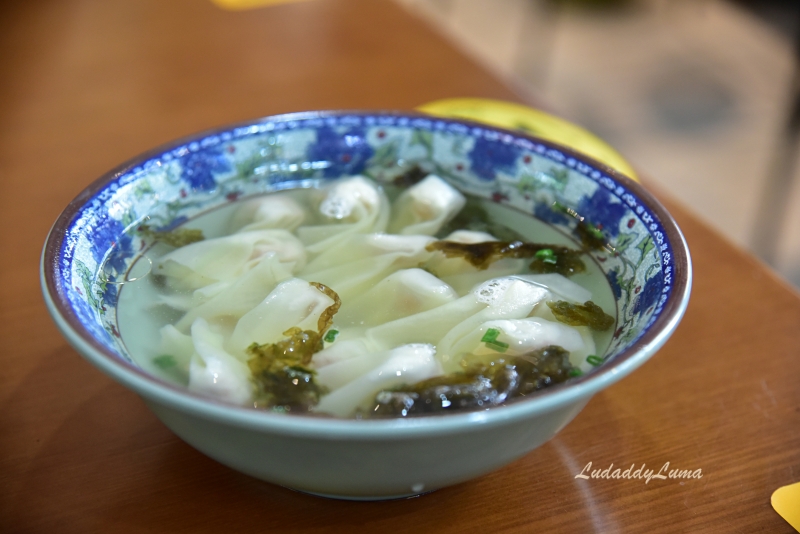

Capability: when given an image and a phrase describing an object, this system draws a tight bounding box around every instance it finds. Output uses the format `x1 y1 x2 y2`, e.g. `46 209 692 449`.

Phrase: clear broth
116 187 616 410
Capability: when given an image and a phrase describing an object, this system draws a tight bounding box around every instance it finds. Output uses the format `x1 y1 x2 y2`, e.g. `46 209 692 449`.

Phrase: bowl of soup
41 110 691 499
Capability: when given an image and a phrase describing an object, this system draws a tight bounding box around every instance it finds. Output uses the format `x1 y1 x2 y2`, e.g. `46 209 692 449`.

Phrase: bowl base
293 487 436 501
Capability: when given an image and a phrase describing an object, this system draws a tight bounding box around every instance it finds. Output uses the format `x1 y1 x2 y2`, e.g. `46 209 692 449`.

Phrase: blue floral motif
576 187 628 237
101 282 118 308
607 269 623 300
84 214 132 309
632 274 662 316
534 202 571 225
104 234 133 275
307 126 374 178
89 216 132 271
179 147 231 191
468 136 520 181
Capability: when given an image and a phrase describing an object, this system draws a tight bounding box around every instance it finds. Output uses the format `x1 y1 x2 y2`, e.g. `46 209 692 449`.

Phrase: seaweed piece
528 247 586 276
546 300 614 330
138 224 205 247
370 345 576 417
552 202 611 252
309 282 341 334
506 346 576 395
372 375 495 417
426 240 586 276
436 196 527 242
391 165 428 188
246 283 340 411
574 220 608 251
247 327 327 411
247 327 323 370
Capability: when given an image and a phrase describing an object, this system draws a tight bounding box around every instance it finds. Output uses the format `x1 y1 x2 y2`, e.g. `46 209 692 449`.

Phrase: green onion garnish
481 328 501 343
586 355 603 367
485 340 509 352
534 248 557 264
153 355 176 369
481 328 509 352
323 329 339 343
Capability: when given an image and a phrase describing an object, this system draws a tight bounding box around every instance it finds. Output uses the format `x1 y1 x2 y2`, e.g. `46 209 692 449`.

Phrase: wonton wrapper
174 253 296 332
296 176 390 254
334 268 457 328
311 339 373 369
365 277 550 359
298 234 436 302
154 229 306 291
530 296 598 371
314 343 442 418
388 174 466 235
446 317 586 373
227 193 307 233
227 278 336 355
424 229 526 296
188 318 253 404
156 324 194 378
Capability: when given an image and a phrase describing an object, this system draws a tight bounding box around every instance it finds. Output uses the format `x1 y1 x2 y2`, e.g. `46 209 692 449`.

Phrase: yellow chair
418 97 638 181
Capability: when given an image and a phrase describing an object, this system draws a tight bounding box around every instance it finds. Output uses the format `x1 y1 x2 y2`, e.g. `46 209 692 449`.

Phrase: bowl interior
44 111 685 407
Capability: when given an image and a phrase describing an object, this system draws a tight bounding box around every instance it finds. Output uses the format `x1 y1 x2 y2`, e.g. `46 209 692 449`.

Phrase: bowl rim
41 109 692 438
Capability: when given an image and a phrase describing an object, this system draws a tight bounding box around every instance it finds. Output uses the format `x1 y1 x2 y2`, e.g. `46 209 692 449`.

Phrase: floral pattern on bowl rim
45 110 687 395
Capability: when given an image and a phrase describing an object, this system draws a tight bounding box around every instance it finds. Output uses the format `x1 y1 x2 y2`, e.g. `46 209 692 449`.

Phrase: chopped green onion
481 328 501 343
586 355 604 367
485 340 509 353
481 328 508 352
153 355 176 369
323 329 339 343
534 248 557 264
568 368 583 377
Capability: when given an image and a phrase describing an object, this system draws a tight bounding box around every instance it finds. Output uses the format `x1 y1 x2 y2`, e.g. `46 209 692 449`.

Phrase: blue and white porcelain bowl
41 111 691 500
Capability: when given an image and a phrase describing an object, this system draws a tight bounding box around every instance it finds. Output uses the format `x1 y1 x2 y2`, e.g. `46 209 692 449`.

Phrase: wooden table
2 1 799 531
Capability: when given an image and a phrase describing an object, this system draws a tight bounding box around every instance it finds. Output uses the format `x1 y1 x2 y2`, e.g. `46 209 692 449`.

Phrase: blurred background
396 0 800 289
3 0 798 288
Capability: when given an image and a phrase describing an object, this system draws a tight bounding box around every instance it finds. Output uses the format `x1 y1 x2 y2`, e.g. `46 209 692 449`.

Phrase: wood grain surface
1 1 799 532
